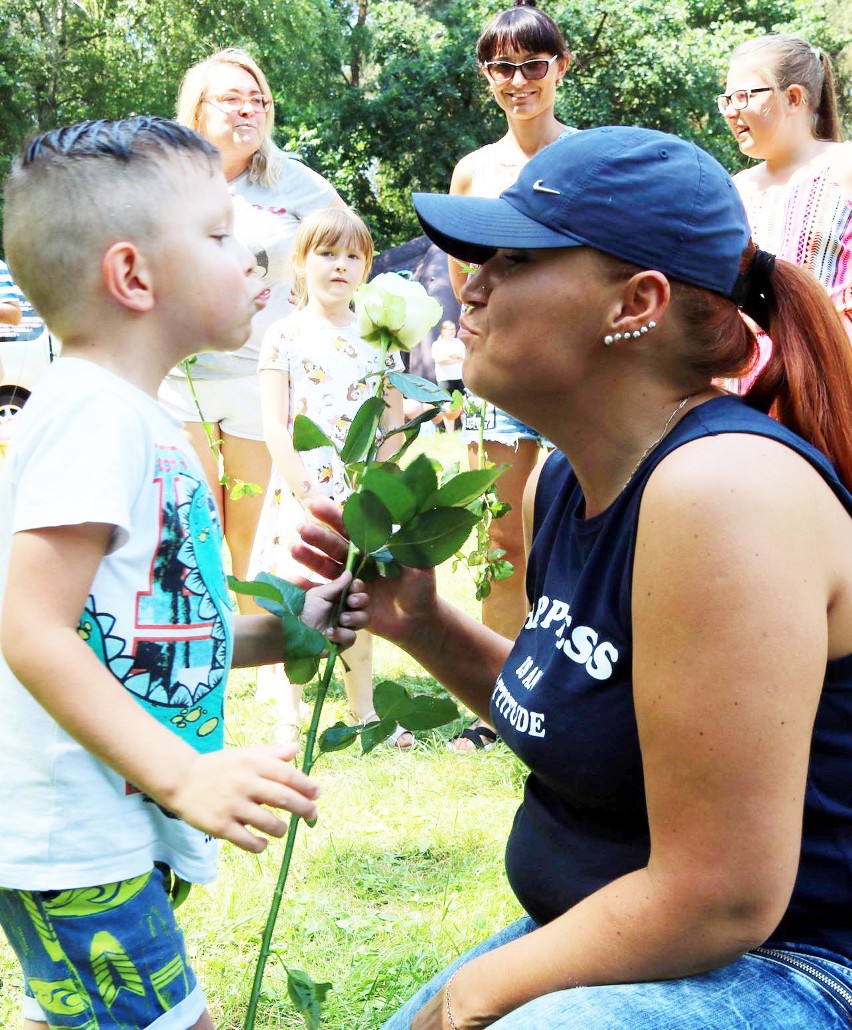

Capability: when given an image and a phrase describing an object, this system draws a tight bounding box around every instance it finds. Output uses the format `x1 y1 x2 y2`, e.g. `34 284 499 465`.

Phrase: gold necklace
621 393 695 493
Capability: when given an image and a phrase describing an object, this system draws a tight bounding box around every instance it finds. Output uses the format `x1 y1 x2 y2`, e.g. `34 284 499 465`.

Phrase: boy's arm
259 366 326 509
1 524 321 852
232 571 368 667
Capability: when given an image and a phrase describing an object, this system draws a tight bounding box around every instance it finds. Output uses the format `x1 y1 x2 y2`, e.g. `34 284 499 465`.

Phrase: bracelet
445 972 459 1030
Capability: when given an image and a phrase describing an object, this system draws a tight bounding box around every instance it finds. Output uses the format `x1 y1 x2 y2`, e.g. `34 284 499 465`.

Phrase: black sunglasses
483 55 559 83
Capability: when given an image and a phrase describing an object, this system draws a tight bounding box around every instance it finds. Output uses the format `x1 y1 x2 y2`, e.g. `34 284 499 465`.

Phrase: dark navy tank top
491 395 852 957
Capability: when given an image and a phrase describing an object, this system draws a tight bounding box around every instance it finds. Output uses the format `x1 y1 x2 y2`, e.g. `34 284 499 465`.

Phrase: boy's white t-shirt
0 358 234 890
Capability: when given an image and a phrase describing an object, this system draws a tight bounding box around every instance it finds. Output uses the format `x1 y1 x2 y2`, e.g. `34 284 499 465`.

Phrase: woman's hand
292 496 440 649
411 968 494 1030
411 991 450 1030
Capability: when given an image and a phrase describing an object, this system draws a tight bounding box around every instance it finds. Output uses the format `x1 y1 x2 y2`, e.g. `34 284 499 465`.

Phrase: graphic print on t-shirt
76 448 230 758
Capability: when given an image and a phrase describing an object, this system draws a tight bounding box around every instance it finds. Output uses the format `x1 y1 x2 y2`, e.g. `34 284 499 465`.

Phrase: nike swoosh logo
532 179 561 195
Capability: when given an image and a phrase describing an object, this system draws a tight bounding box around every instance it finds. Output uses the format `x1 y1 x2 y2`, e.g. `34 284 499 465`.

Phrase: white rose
354 272 443 352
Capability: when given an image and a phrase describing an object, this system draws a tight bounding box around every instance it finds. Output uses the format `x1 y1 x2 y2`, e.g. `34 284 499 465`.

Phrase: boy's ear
101 241 155 313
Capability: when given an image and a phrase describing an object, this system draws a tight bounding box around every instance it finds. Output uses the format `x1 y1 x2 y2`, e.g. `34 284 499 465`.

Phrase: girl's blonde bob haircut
290 208 375 310
176 47 284 187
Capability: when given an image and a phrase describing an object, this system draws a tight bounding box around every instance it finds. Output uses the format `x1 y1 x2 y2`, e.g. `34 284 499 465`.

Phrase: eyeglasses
716 87 773 115
483 55 559 83
205 92 272 114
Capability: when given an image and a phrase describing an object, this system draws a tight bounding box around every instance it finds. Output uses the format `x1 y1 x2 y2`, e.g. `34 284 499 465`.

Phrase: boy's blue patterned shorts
0 864 205 1029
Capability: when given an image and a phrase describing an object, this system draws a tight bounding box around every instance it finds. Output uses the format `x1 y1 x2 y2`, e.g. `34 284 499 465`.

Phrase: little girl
251 208 411 747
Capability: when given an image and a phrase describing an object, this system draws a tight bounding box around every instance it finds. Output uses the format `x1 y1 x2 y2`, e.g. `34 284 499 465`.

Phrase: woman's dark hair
730 34 842 142
476 0 568 63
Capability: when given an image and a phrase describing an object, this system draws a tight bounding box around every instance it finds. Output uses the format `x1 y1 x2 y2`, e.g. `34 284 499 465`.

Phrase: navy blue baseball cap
413 126 752 300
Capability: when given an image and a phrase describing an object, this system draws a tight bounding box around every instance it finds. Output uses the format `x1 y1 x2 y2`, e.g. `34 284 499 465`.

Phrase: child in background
431 319 465 432
0 117 365 1030
720 33 851 386
251 208 412 749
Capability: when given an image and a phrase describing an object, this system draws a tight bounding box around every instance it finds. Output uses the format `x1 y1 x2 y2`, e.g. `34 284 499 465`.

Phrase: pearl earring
604 321 655 346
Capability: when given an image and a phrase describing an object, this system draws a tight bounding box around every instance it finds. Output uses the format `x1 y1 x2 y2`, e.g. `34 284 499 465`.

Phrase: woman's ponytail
744 250 852 489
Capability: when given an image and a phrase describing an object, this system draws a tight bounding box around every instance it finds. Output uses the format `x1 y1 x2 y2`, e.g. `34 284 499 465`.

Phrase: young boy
0 117 365 1030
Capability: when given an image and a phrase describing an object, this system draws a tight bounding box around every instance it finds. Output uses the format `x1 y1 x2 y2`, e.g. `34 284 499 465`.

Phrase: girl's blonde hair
730 34 842 142
175 47 284 186
290 208 375 309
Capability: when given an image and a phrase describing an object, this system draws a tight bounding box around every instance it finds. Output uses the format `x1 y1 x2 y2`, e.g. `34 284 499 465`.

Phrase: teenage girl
721 33 851 380
250 208 410 747
448 0 573 750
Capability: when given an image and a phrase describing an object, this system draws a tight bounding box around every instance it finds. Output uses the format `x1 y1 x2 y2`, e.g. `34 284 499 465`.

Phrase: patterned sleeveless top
739 142 852 341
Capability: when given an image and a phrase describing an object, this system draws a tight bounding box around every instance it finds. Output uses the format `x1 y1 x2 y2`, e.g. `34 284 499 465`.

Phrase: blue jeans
462 392 547 448
381 917 852 1028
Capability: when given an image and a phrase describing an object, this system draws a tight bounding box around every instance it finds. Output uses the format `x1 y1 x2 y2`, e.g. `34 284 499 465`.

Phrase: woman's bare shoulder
451 147 491 196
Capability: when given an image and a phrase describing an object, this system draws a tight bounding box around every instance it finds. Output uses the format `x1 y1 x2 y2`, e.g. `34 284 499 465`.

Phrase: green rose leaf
359 550 403 581
287 968 332 1030
424 466 508 509
228 574 326 673
388 370 451 403
359 466 418 524
399 453 439 509
339 396 387 464
228 572 306 616
343 490 393 554
388 508 479 568
318 722 360 753
373 680 460 730
396 405 445 432
360 717 398 753
293 414 336 453
284 655 321 685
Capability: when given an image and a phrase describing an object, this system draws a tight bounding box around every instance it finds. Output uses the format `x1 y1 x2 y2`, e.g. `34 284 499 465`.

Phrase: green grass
0 430 527 1029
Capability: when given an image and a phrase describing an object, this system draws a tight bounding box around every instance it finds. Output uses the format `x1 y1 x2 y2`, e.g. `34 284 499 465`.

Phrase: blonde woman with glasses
158 48 345 608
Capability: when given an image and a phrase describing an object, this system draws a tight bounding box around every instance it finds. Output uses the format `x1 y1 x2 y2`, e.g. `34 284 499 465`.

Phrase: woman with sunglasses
720 34 851 352
448 0 573 752
297 126 852 1028
158 48 345 610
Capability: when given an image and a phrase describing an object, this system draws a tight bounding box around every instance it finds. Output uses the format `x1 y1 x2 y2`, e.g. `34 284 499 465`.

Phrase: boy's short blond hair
3 117 220 338
290 208 375 310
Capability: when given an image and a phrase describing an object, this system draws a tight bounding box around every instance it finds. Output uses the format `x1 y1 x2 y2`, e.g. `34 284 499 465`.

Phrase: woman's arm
294 497 513 719
422 434 836 1028
448 153 477 300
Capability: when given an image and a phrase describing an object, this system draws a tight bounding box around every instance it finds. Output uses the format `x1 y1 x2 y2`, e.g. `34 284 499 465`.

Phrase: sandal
447 720 498 753
274 721 301 746
349 710 415 751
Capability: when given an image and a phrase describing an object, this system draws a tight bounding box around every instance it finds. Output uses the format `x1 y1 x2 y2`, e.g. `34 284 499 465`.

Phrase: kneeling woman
298 127 852 1028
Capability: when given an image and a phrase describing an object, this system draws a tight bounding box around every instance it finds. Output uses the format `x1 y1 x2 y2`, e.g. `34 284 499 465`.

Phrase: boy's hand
301 569 370 651
294 498 438 649
169 744 321 853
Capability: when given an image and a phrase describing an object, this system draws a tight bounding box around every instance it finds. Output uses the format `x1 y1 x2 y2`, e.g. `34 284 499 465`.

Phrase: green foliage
285 968 332 1030
0 0 845 253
